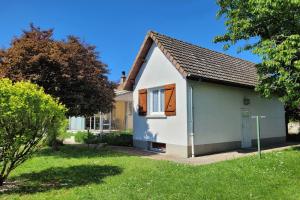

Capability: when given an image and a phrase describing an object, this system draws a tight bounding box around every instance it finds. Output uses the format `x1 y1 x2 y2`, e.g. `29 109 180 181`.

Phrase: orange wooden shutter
138 89 147 116
164 84 176 116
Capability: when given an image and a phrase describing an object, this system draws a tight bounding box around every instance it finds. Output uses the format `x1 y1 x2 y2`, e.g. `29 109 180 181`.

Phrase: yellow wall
113 101 126 130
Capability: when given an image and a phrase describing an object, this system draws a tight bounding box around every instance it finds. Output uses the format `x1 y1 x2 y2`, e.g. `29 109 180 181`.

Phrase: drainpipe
189 85 195 157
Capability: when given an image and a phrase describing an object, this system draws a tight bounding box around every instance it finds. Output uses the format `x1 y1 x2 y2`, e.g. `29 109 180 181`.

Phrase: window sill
146 114 167 119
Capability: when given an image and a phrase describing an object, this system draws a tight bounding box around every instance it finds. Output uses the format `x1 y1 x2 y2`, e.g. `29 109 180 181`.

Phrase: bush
72 130 133 146
74 131 89 143
74 131 103 144
84 132 102 144
60 131 74 140
0 79 67 185
100 131 133 146
46 122 68 150
46 130 74 149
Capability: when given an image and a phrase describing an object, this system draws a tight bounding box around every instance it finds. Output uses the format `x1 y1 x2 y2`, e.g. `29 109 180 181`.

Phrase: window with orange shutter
164 84 176 116
138 89 147 116
139 84 176 117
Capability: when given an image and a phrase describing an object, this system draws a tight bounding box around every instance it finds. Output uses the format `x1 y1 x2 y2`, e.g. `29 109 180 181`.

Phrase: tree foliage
0 24 115 117
215 0 300 118
0 78 66 185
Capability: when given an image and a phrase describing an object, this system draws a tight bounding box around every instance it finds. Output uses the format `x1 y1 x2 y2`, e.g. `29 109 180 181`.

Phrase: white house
123 31 286 158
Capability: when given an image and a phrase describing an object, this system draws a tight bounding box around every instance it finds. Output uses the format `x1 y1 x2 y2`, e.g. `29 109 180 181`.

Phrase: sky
0 0 260 82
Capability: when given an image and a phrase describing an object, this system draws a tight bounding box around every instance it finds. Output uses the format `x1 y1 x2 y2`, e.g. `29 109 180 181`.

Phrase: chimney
120 71 126 84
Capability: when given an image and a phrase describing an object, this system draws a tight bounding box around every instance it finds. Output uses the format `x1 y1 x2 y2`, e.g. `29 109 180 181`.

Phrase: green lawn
0 146 299 200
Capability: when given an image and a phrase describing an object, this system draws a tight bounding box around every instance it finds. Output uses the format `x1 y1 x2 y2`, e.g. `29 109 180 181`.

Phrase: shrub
73 131 101 144
72 130 133 146
46 121 68 150
74 131 89 143
60 130 74 140
0 79 66 186
100 131 133 147
84 132 102 144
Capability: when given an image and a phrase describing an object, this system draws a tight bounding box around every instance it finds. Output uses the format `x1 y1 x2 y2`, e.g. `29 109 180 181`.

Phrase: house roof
124 31 258 90
115 90 132 101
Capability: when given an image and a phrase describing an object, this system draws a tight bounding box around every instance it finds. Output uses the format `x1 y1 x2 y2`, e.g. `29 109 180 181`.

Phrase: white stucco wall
133 43 188 146
189 81 286 145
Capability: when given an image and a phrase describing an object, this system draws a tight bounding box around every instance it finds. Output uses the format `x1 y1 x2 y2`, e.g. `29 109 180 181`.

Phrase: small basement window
150 142 166 153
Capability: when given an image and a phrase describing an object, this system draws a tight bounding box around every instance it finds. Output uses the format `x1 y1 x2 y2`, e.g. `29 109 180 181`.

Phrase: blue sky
0 0 260 82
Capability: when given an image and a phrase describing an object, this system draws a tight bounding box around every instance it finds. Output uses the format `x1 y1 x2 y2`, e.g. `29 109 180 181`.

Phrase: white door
241 109 252 148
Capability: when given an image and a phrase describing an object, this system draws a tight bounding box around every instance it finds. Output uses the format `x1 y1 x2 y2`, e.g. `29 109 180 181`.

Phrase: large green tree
215 0 300 118
0 24 115 117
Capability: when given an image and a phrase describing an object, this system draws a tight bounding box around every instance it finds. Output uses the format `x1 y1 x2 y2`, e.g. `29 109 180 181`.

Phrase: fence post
256 116 261 158
252 115 266 159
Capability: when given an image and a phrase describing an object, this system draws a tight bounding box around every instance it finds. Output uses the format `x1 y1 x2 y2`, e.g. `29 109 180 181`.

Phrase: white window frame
147 87 165 116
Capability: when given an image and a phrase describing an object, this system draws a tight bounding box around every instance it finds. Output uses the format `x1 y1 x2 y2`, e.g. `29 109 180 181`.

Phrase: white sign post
251 115 266 158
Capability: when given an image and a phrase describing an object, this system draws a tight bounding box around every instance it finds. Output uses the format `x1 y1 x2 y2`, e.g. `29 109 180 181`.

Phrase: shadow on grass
291 146 300 151
1 165 122 195
35 145 160 159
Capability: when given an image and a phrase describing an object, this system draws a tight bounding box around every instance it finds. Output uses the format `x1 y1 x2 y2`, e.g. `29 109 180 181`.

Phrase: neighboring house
68 72 133 132
113 72 133 130
288 121 300 134
123 31 286 158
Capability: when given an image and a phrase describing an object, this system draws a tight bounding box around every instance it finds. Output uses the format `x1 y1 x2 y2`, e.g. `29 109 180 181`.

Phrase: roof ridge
149 31 256 66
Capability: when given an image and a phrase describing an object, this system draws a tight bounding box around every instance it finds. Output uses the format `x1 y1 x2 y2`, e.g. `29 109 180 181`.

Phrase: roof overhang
187 74 255 89
123 31 188 91
124 31 256 91
115 90 132 101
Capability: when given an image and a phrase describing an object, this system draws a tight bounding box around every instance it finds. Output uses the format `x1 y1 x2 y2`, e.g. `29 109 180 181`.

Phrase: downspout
189 85 195 157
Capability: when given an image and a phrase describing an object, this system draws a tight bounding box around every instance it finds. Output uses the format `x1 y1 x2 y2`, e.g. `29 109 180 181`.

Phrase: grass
0 146 299 200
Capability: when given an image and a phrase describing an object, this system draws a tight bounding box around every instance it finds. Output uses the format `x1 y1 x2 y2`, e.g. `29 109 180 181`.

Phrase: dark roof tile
151 31 258 87
124 31 258 90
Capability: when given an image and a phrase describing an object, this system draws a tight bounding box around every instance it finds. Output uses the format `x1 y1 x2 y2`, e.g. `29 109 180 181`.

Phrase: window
148 87 164 115
151 142 166 153
138 83 176 117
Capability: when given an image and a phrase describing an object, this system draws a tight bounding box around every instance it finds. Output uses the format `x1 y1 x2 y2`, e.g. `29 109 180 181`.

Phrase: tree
0 24 115 117
215 0 300 119
0 79 66 186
